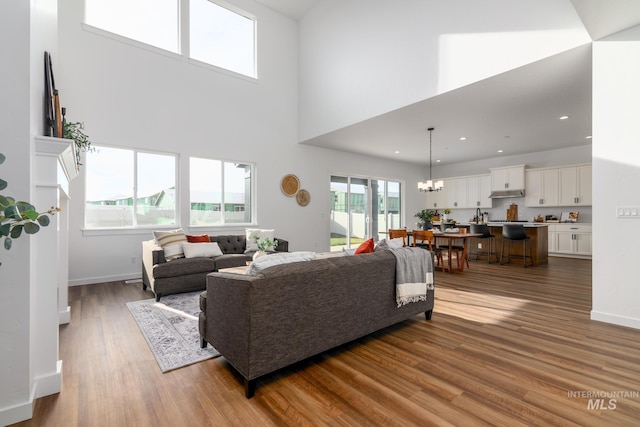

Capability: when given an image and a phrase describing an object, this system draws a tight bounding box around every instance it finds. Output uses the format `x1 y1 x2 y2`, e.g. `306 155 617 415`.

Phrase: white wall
591 26 640 328
298 0 590 141
58 0 427 285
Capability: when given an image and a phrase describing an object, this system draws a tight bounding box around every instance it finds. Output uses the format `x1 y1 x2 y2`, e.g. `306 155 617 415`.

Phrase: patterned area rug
127 291 220 372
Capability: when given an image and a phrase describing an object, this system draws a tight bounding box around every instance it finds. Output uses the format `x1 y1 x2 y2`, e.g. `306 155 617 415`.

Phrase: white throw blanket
389 247 434 307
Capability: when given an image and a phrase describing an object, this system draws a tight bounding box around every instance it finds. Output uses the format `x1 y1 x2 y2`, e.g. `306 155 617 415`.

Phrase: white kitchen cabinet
424 185 446 209
559 165 592 206
525 168 559 207
490 165 525 191
467 174 492 208
445 177 468 208
548 224 592 258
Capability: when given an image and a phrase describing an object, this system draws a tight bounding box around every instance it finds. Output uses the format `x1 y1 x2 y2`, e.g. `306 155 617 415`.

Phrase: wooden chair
412 229 444 272
388 229 408 247
437 227 470 270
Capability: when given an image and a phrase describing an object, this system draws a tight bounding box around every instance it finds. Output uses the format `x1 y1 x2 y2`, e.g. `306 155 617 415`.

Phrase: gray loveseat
142 234 288 301
199 249 434 398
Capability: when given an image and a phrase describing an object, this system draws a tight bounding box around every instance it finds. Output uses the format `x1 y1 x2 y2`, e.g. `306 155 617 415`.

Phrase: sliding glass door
330 175 402 252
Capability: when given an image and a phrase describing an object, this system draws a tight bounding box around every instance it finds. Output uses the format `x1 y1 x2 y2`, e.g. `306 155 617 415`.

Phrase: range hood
489 189 525 199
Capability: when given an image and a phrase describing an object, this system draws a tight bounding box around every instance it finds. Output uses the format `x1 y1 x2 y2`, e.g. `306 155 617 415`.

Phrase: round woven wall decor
281 174 300 196
296 189 310 207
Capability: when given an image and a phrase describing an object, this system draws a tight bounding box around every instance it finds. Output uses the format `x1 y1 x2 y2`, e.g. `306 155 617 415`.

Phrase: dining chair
412 229 444 272
500 224 533 267
388 229 408 247
469 223 498 263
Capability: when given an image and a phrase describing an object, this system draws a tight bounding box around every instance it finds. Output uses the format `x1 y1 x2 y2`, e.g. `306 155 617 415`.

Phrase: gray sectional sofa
199 249 434 398
142 234 288 301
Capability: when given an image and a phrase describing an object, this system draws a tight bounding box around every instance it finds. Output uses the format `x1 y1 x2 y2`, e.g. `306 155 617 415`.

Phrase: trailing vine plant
63 118 93 167
0 152 59 262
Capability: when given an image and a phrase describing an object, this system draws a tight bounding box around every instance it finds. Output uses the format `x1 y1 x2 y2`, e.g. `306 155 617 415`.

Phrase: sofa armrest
275 238 288 252
142 240 164 290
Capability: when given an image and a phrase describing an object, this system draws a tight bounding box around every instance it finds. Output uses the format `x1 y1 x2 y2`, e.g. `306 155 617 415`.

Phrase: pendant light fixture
418 127 443 192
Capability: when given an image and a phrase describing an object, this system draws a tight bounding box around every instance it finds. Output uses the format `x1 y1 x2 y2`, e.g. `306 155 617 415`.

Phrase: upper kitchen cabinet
444 177 468 208
525 168 559 207
559 165 592 206
490 165 525 191
425 185 446 209
467 174 492 209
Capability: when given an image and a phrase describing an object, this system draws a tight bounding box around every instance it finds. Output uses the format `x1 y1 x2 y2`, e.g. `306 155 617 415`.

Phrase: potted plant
251 234 278 260
0 152 59 262
442 208 451 223
415 209 435 230
63 114 93 168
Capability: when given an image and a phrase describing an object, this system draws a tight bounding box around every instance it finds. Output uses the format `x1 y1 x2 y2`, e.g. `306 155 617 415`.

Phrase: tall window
190 157 252 226
190 0 256 78
85 146 177 228
84 0 257 78
85 0 180 53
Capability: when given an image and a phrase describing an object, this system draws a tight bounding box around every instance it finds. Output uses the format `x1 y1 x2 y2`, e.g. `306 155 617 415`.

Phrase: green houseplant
415 209 435 230
63 118 93 167
0 152 59 259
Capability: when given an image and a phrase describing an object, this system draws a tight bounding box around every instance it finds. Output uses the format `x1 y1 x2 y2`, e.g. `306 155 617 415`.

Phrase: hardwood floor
12 257 640 426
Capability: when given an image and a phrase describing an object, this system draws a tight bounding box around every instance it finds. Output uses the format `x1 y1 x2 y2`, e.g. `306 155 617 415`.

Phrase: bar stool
500 224 533 267
469 223 497 263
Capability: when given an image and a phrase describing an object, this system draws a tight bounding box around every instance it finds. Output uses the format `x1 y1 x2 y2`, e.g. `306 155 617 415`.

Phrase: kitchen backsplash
443 197 592 223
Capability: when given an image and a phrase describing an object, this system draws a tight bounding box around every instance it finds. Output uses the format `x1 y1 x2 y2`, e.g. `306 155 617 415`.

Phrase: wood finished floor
12 257 640 426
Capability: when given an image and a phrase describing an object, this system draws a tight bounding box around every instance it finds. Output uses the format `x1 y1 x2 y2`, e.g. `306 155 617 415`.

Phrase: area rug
127 291 220 372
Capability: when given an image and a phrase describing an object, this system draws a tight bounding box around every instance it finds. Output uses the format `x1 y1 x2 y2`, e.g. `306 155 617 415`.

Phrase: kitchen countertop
452 222 550 227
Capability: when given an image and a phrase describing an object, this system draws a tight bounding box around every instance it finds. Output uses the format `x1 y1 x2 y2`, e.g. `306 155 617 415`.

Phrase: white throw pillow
375 237 404 251
245 251 315 275
182 242 223 258
245 228 276 253
153 229 187 261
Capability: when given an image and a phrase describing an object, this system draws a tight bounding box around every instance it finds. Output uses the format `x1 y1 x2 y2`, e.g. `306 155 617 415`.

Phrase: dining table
431 231 483 273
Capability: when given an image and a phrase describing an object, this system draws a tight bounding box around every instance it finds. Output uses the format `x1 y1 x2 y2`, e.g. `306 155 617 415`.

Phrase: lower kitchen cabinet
548 224 592 258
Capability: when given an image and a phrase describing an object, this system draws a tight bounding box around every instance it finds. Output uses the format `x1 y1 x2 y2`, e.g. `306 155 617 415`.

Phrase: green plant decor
63 119 93 166
443 208 452 215
252 235 278 252
0 152 59 257
415 209 435 223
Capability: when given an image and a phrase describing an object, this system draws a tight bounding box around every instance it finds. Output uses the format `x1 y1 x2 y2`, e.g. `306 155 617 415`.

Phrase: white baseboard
35 360 62 398
0 383 37 426
59 306 71 325
591 310 640 330
69 272 141 286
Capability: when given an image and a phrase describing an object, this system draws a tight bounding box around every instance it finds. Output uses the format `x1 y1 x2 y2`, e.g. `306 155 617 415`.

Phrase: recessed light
459 137 467 141
559 115 570 120
585 135 592 139
436 159 441 163
394 150 400 154
497 149 504 153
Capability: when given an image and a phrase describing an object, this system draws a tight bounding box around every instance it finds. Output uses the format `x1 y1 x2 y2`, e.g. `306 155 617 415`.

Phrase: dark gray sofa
199 250 434 398
142 234 288 301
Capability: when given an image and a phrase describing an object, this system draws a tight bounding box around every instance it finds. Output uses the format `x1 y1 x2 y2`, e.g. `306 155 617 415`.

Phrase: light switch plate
616 206 640 218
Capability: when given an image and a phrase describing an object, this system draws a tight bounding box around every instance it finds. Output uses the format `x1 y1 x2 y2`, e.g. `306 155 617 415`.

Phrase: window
85 0 179 53
190 0 256 77
85 146 177 228
84 0 257 78
190 157 252 226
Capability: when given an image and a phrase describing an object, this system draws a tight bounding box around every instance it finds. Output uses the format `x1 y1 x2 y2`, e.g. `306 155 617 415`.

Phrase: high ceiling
256 0 640 166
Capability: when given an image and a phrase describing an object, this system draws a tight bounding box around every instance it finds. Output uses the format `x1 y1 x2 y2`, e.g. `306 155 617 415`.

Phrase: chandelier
418 127 443 192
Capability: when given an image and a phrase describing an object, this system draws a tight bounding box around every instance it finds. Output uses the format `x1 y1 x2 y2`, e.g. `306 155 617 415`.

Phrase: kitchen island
458 222 549 266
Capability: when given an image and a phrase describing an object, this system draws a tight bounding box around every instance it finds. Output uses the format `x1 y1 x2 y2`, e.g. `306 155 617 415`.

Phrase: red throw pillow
354 238 374 255
186 234 211 243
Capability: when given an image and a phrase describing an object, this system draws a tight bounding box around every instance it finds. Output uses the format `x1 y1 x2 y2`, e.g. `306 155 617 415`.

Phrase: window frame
83 145 179 233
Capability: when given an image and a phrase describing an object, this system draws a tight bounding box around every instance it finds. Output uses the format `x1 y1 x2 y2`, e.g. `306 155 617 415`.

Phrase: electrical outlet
478 243 483 249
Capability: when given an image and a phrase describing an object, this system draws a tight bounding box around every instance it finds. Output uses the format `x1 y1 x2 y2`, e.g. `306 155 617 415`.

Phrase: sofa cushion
154 229 188 261
211 235 247 254
187 234 211 243
246 251 316 275
355 238 375 254
214 253 253 270
245 228 276 253
153 256 216 279
183 242 223 258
